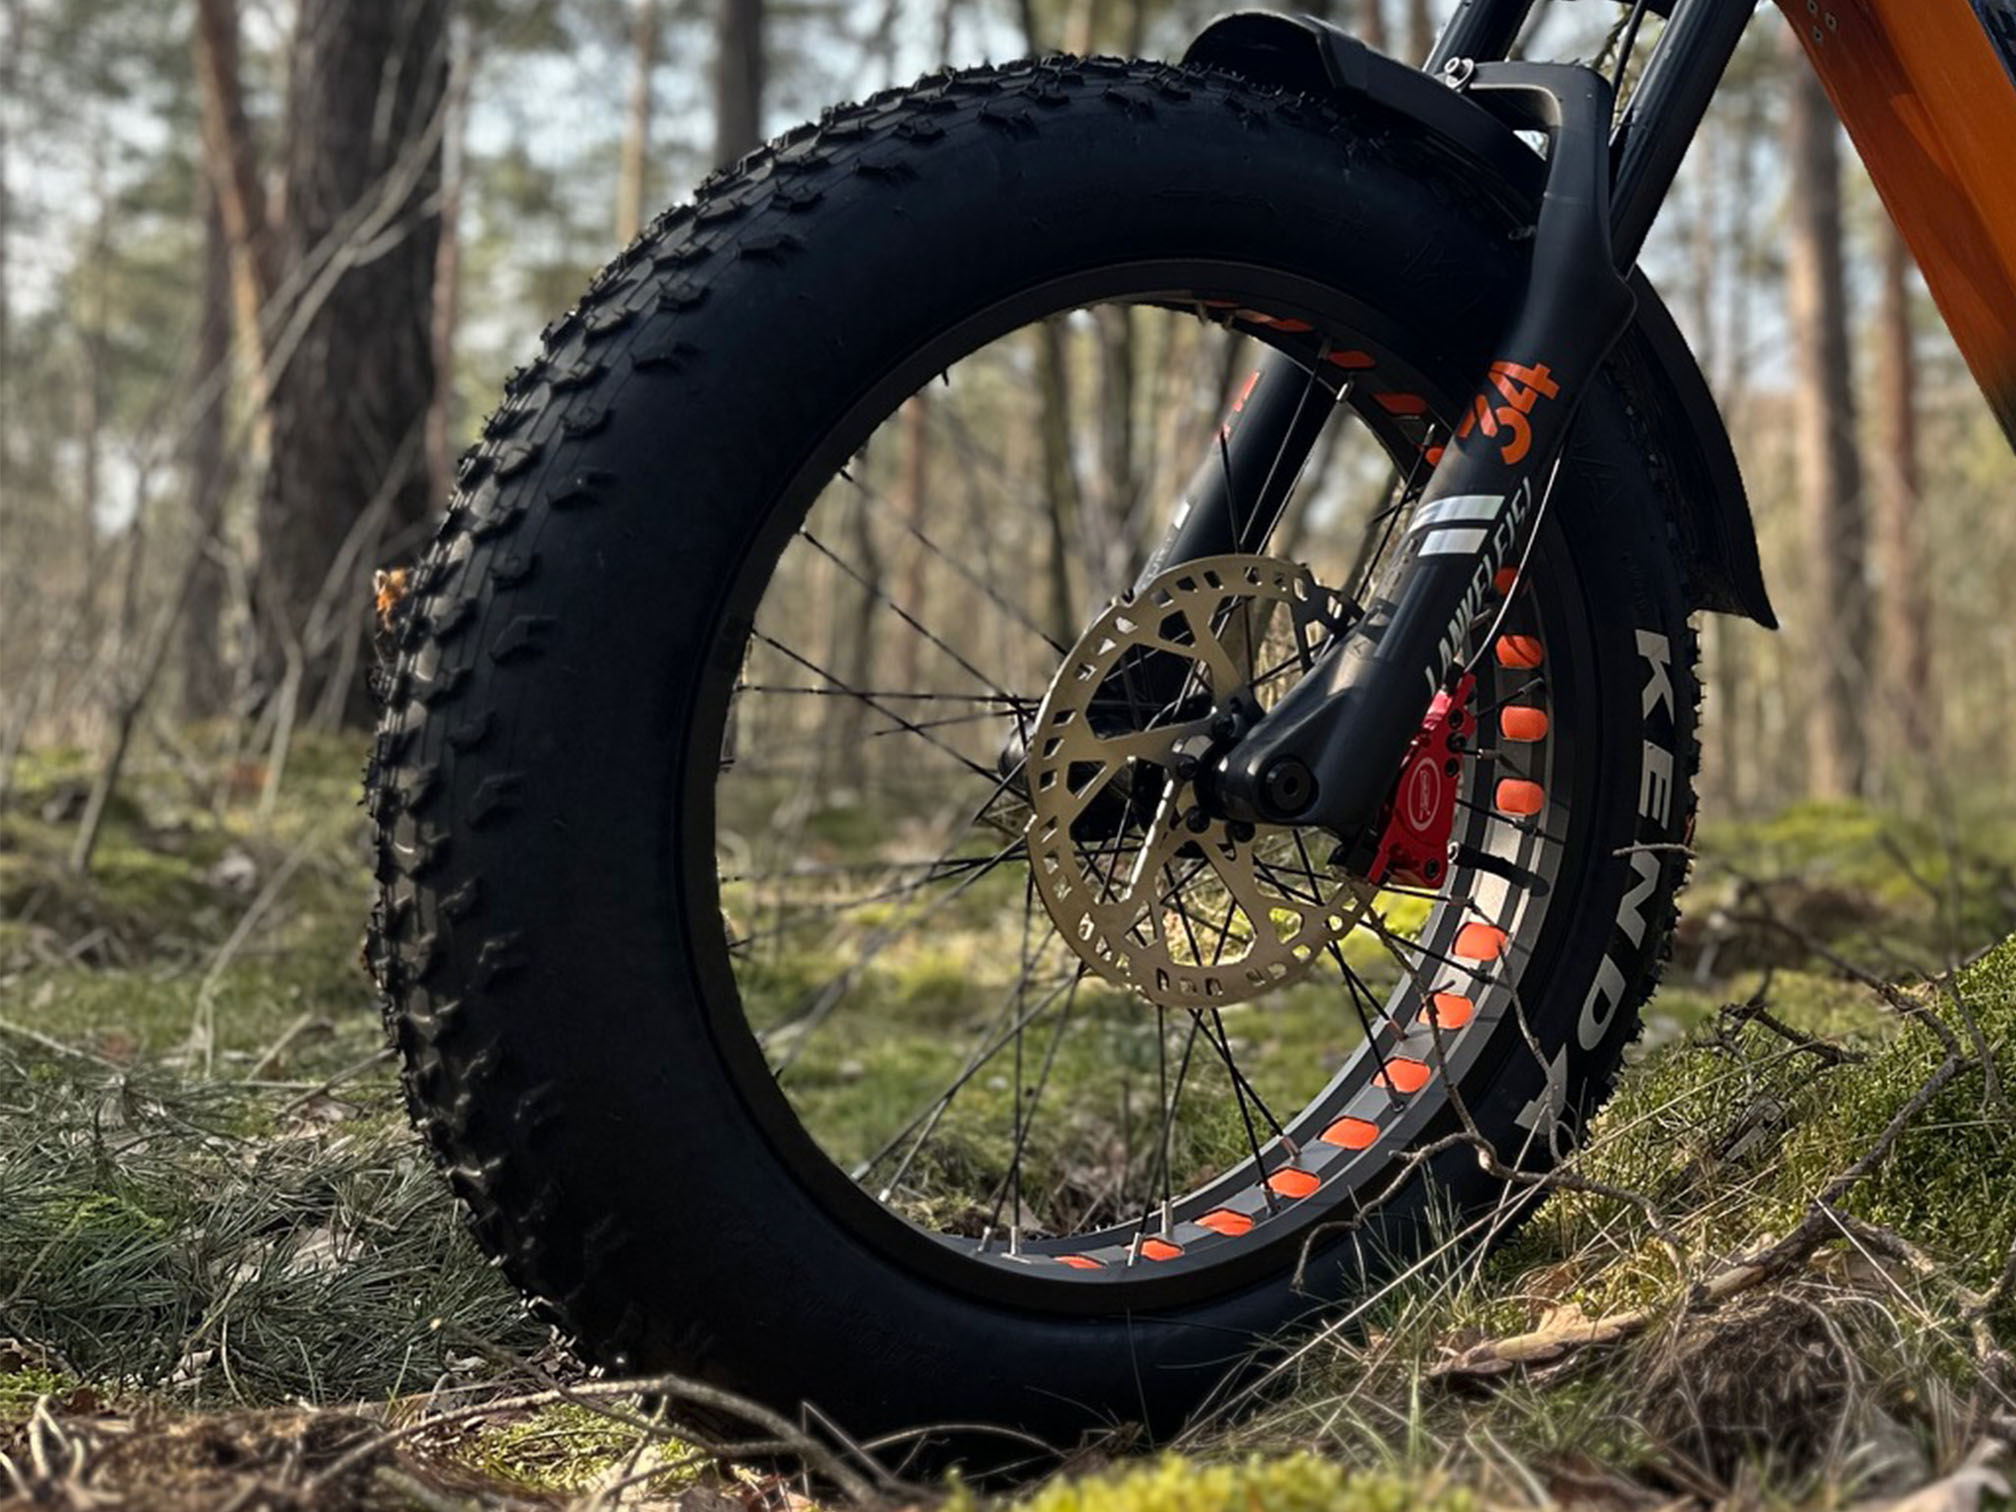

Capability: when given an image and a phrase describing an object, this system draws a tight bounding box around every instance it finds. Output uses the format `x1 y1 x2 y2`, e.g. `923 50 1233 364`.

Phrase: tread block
490 615 558 664
467 772 526 827
473 934 527 987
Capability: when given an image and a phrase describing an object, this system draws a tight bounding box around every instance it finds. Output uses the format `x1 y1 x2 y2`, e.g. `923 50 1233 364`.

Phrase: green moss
1006 1454 1474 1512
0 1367 75 1419
457 1402 696 1494
1692 799 2016 961
1509 935 2016 1323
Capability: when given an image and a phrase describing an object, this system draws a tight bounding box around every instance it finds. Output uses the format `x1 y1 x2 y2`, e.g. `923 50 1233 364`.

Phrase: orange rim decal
1428 992 1476 1030
1500 706 1550 741
1320 1116 1380 1150
1495 778 1545 816
1376 392 1429 416
1493 566 1520 596
1140 1238 1183 1261
1058 1254 1102 1269
1197 1209 1256 1237
1454 922 1508 961
1326 348 1376 370
1267 1168 1320 1199
1495 635 1545 669
1238 310 1314 333
1376 1057 1432 1094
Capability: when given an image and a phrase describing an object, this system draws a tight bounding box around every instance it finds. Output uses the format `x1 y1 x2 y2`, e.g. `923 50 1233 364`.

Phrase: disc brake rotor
1025 555 1368 1008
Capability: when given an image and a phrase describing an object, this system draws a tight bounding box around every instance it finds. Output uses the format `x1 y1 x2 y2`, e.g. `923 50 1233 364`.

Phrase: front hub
1024 556 1479 1008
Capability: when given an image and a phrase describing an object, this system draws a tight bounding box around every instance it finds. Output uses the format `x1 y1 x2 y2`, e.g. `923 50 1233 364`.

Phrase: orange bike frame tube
1778 0 2016 441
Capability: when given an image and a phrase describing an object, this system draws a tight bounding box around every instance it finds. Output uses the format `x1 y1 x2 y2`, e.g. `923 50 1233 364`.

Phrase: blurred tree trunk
829 495 883 792
1093 304 1138 593
182 179 233 722
192 0 279 398
713 0 764 168
617 0 658 243
893 396 933 692
78 129 110 611
260 0 449 724
1873 219 1936 774
1062 0 1105 54
1359 0 1389 53
427 17 472 513
0 0 19 510
1037 319 1085 645
1783 38 1870 799
1405 0 1434 61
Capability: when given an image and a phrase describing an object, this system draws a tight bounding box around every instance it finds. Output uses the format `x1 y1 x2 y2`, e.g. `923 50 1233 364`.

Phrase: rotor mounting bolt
1229 821 1256 843
1185 806 1210 834
1211 714 1238 742
1173 753 1199 781
1444 758 1462 778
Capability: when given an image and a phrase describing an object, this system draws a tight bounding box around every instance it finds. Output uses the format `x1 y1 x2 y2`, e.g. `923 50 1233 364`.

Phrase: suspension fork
1130 0 1544 589
1146 0 1752 843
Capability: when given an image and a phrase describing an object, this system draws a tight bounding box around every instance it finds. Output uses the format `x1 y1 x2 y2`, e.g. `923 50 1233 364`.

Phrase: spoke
1472 675 1547 723
1331 940 1396 1085
725 846 1026 952
735 683 1031 706
861 963 1086 1192
1343 429 1441 609
766 832 1032 1075
1252 854 1327 911
979 968 1086 1241
797 526 1021 701
1196 835 1284 933
845 466 1071 656
723 854 1013 883
751 633 1005 784
1199 1002 1280 1220
1007 870 1041 1250
1348 885 1500 988
1201 1003 1290 1143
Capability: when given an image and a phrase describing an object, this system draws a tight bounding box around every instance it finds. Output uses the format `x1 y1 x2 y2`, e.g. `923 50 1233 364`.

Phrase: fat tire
367 56 1701 1457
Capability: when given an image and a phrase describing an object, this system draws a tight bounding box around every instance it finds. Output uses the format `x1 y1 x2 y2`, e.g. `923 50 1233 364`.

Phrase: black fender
1184 11 1776 627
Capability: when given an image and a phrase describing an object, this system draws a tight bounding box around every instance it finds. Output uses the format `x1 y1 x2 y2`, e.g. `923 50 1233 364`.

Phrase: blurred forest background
3 0 2016 1505
0 0 2011 848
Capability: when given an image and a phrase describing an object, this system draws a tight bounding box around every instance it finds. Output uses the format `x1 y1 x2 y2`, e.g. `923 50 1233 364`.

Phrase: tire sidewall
376 59 1697 1448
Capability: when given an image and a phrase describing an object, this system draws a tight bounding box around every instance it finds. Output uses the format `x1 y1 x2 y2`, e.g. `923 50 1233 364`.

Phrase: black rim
679 261 1597 1313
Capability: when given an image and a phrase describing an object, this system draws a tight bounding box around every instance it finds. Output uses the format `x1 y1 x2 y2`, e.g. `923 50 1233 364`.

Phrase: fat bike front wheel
368 58 1699 1461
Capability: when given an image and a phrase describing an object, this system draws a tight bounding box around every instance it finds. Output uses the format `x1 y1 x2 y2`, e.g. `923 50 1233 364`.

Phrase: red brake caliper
1364 673 1476 890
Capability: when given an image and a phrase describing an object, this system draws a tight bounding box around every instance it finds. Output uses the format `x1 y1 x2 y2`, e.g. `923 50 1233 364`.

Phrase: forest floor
2 735 2015 1511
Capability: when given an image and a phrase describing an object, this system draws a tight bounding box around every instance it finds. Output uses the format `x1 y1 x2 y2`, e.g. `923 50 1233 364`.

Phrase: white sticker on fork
1407 494 1502 534
1417 526 1489 557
